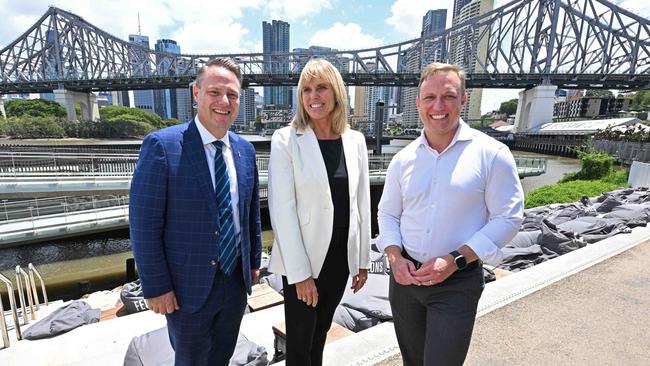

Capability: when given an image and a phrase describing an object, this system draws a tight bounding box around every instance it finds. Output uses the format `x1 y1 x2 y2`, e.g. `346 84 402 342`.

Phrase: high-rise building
422 9 448 62
453 0 473 18
400 9 448 128
449 0 493 121
234 88 257 130
129 34 155 113
154 39 180 120
353 62 395 133
263 20 291 108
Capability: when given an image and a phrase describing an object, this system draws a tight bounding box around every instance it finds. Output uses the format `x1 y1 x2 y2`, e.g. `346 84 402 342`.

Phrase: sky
0 0 648 113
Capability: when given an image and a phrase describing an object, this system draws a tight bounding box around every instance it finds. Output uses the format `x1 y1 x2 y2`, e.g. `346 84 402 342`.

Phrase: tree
5 99 66 118
99 105 163 128
254 114 263 132
585 90 614 98
498 99 518 116
625 90 650 111
162 118 180 127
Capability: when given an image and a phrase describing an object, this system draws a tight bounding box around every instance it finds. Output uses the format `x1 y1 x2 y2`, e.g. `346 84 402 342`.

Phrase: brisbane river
0 151 581 303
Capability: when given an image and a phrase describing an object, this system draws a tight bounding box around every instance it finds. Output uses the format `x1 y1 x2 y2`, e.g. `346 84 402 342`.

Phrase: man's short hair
418 62 466 96
195 58 243 87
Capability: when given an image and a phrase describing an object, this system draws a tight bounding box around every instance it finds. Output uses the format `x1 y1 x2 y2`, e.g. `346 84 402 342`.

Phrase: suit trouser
282 227 350 366
165 261 247 366
389 262 484 366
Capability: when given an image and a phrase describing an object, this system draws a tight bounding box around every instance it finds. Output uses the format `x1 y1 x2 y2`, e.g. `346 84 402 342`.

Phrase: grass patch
525 169 629 209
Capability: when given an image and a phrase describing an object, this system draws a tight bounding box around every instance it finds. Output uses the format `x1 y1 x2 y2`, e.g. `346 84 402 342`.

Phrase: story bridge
1 0 649 95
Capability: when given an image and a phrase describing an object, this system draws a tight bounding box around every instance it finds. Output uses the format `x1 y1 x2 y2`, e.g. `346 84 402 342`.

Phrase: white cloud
309 23 382 50
481 89 522 115
385 0 454 38
614 0 650 17
265 0 334 22
0 0 262 54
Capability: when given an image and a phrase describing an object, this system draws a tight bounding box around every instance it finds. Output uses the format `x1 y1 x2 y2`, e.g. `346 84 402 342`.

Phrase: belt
401 250 480 273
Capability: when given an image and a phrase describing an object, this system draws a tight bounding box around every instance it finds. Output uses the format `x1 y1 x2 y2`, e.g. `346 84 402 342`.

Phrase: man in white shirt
377 62 524 366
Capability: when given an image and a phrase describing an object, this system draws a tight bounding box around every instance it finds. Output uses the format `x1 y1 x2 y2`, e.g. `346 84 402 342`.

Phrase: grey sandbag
123 327 269 366
23 300 100 340
121 279 149 314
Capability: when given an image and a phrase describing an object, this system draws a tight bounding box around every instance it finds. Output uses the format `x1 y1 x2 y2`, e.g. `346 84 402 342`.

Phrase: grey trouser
389 264 484 366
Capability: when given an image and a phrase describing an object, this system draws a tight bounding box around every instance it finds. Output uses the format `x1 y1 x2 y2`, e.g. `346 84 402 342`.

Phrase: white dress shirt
377 120 524 266
195 116 241 237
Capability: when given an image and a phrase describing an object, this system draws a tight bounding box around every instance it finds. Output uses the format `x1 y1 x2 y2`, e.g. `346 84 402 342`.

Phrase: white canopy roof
527 118 643 135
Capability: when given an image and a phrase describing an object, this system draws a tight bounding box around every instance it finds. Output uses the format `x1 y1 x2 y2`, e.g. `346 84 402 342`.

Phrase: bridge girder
0 0 648 94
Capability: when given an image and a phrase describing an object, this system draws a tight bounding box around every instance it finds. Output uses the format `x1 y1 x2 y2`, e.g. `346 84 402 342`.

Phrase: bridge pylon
53 89 99 121
514 85 557 133
0 98 5 119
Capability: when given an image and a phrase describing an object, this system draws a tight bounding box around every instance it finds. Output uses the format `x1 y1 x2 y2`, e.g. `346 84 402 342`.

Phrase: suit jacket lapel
185 119 220 221
341 130 359 199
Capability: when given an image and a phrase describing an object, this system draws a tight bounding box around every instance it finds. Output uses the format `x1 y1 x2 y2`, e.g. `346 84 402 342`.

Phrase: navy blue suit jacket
129 119 262 313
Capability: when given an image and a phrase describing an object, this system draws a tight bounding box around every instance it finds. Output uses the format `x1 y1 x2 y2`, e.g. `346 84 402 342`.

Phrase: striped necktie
212 140 237 275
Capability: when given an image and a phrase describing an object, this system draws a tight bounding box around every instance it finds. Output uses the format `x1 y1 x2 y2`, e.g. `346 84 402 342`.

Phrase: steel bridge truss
0 0 648 94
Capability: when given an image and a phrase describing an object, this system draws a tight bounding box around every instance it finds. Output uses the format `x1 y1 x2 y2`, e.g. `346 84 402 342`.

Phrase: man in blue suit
130 57 262 366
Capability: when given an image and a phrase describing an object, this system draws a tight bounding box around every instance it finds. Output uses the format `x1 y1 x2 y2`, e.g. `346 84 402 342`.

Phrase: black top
317 138 350 229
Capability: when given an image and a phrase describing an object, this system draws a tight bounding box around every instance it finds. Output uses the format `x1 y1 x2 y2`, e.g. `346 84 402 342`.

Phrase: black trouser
282 227 350 366
389 260 484 366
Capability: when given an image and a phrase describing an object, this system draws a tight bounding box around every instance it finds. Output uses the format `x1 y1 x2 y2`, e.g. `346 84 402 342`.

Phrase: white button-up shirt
195 116 241 237
377 120 524 265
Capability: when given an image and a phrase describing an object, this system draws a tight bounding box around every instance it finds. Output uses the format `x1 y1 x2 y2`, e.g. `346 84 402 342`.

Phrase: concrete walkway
374 240 650 366
465 239 650 366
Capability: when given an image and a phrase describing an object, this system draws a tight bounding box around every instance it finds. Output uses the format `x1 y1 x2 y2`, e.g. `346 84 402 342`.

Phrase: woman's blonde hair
292 58 349 134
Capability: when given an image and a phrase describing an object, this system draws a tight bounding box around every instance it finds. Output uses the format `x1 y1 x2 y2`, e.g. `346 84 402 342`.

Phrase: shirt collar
418 118 473 151
195 115 231 149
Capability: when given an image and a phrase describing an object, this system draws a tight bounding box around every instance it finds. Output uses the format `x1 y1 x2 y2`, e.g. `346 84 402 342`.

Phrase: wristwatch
450 250 467 270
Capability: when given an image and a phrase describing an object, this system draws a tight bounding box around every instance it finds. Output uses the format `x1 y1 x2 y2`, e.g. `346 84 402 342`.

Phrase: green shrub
5 99 66 118
5 116 66 138
162 118 180 127
102 118 155 138
560 151 613 182
58 119 101 138
99 105 163 128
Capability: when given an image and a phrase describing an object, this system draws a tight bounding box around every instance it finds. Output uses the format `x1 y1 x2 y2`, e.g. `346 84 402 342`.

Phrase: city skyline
0 0 648 114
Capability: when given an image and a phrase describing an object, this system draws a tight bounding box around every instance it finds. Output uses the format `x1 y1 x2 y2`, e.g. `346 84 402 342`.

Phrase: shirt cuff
465 231 504 266
377 231 403 253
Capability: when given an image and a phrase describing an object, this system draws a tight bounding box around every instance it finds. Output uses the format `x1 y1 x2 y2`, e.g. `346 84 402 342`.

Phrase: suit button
210 260 217 266
214 230 219 236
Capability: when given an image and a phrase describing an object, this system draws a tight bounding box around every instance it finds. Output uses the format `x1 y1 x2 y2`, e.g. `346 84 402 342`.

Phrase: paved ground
374 240 650 365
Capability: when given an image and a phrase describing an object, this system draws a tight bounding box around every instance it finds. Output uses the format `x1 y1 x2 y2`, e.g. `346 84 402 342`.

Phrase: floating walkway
0 152 545 196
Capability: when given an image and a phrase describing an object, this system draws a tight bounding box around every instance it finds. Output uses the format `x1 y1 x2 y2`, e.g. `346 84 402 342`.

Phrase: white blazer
268 125 371 284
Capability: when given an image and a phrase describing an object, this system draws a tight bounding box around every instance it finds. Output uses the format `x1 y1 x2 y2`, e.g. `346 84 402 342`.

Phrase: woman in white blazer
268 59 371 366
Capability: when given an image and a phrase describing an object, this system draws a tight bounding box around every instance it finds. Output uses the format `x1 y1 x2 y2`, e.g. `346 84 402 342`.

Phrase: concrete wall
628 161 650 188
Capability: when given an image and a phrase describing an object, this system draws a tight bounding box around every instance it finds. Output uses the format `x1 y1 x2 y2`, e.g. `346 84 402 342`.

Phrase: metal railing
15 266 35 324
0 263 48 348
28 263 48 310
0 273 20 348
0 152 138 177
0 195 129 222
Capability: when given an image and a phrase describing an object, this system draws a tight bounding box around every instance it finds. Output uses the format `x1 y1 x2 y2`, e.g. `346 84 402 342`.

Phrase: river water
0 151 581 303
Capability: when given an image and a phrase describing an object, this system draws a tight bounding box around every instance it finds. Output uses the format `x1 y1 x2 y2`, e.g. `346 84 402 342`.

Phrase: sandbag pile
499 187 649 272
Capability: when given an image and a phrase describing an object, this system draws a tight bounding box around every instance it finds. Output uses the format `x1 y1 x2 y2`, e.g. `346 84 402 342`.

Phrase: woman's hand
351 269 368 293
295 277 319 307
